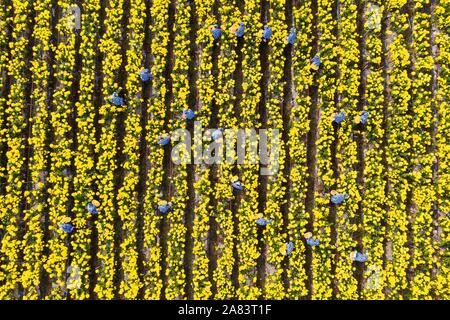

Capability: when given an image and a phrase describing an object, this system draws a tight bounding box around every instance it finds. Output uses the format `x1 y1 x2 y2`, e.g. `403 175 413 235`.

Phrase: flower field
0 0 449 300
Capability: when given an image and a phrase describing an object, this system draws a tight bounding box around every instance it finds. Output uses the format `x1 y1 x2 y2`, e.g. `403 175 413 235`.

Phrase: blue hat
61 222 74 233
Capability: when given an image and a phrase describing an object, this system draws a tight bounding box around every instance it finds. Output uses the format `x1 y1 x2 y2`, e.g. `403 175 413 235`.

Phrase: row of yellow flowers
69 0 102 300
410 1 442 299
212 0 246 300
22 0 54 299
313 0 339 299
363 0 387 300
95 0 126 299
0 0 33 299
264 0 289 299
286 0 312 299
115 0 146 299
233 0 262 300
385 0 416 298
329 0 361 299
44 1 79 299
192 0 219 300
141 0 168 299
164 0 190 300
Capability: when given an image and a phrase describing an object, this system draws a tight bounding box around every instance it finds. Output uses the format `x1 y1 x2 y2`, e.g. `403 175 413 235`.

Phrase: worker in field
287 27 296 45
210 24 222 40
139 68 153 82
110 92 124 106
304 232 320 247
60 217 74 233
333 111 346 124
182 108 196 120
158 201 172 214
310 54 321 71
262 25 272 41
330 190 348 205
354 110 369 125
231 176 244 191
280 241 294 256
256 217 273 226
211 128 224 141
231 22 245 38
350 250 369 263
157 133 171 146
87 200 101 215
